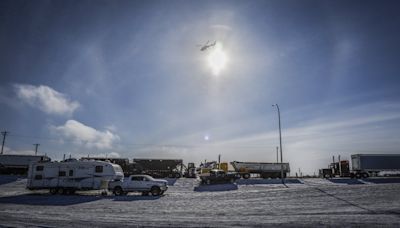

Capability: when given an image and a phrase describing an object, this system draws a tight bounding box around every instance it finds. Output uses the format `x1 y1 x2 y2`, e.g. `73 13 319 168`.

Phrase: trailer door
31 164 45 188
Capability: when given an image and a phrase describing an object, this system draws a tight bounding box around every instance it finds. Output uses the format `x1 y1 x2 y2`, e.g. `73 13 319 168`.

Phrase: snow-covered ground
0 176 400 227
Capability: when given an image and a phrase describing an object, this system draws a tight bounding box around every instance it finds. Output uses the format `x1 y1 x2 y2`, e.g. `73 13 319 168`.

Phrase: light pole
272 104 284 184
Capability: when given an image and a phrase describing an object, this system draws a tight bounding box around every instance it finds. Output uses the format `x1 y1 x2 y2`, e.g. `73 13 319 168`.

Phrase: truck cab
199 169 240 185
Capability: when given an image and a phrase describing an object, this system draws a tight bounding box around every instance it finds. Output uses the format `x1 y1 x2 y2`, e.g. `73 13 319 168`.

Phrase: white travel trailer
27 159 124 194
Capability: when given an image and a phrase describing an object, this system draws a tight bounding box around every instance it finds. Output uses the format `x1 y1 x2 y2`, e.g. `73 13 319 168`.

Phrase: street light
272 104 284 185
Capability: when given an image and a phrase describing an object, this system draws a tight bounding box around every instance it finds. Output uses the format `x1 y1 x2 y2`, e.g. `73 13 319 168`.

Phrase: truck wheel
243 173 250 179
362 173 369 178
355 173 362 179
151 186 161 196
113 186 124 196
175 173 181 178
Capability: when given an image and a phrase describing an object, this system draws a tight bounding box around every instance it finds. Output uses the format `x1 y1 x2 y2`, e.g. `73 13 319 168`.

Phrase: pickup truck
109 174 168 196
199 169 241 185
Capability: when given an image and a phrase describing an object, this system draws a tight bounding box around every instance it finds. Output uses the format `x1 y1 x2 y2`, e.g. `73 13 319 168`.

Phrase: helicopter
197 40 216 51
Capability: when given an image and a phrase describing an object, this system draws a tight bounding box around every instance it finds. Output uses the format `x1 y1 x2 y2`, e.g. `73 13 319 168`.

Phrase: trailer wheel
151 186 161 196
113 186 124 196
49 188 58 195
243 173 250 179
65 189 76 195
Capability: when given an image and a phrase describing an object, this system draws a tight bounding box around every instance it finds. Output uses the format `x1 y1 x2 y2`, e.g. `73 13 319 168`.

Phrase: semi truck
184 162 197 178
0 154 51 175
350 154 400 178
319 160 350 178
230 161 290 179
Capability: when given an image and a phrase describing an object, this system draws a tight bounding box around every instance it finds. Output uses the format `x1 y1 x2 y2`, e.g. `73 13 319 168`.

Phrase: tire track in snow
302 179 400 218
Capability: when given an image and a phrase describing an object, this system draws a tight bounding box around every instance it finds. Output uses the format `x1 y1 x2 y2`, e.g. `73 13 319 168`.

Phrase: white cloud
14 84 80 116
51 120 120 150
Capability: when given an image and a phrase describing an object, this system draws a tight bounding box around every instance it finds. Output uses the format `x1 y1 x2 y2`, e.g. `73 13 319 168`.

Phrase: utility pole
272 104 284 185
33 143 40 155
276 146 279 163
1 131 9 155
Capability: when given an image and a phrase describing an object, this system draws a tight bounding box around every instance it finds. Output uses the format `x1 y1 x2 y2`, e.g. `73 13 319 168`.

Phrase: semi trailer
230 161 290 179
132 159 183 178
350 154 400 178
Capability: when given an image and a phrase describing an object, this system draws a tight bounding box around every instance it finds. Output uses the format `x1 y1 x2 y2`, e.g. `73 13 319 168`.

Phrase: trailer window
34 175 42 180
36 166 44 171
95 166 103 173
69 170 73 176
59 171 66 177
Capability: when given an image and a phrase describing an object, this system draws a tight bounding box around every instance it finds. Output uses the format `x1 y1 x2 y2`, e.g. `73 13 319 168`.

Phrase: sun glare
208 43 228 76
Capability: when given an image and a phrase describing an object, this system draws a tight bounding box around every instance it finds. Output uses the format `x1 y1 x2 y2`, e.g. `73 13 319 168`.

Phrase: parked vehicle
27 158 124 194
0 154 50 175
319 159 350 178
230 161 290 179
109 174 168 196
199 169 240 185
351 154 400 178
184 162 197 178
132 159 183 178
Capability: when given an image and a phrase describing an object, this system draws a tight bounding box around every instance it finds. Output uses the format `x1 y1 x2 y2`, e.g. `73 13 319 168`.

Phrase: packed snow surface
0 176 400 227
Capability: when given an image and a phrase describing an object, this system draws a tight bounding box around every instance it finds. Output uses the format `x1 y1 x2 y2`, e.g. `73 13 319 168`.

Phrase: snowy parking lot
0 176 400 227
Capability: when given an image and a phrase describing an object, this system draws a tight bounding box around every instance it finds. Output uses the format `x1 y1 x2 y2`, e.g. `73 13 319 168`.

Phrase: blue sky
1 0 400 174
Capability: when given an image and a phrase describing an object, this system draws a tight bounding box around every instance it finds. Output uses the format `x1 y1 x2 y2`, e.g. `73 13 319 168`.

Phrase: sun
207 43 228 76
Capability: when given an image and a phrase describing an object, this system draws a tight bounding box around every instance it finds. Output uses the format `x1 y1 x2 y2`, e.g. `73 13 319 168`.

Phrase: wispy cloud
51 120 120 150
79 151 121 159
14 84 80 116
1 146 36 155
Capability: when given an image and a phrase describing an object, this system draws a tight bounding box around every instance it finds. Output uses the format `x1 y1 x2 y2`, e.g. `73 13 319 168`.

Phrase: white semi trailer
351 154 400 178
27 158 124 194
